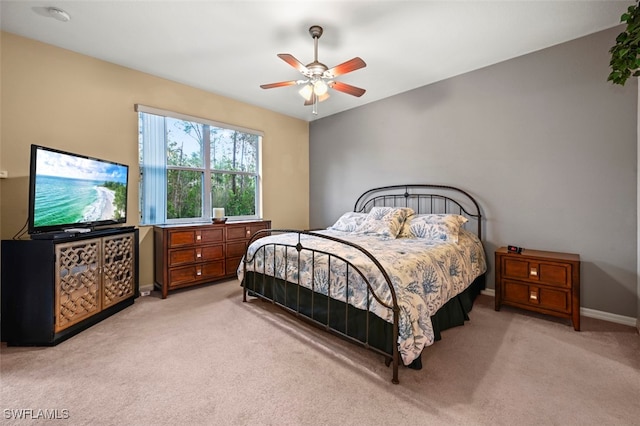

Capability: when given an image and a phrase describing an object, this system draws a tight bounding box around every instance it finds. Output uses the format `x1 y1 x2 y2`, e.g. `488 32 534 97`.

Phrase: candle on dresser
213 208 225 219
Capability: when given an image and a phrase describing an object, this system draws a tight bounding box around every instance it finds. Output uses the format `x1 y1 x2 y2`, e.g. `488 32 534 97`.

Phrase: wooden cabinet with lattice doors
1 228 138 346
54 232 136 333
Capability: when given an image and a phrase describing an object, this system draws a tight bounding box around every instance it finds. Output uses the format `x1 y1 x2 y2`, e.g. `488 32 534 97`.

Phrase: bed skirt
242 272 485 369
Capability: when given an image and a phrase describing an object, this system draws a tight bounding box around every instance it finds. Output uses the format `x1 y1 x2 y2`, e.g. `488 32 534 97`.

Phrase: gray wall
309 27 638 318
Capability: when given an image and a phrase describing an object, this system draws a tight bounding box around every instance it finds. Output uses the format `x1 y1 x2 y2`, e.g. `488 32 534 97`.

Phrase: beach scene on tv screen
34 149 128 228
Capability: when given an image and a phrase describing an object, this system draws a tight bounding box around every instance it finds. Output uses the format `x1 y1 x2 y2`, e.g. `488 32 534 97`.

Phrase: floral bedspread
237 229 487 365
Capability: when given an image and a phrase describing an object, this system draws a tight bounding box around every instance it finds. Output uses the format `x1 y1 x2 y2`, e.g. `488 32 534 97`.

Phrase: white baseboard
580 307 637 327
480 289 637 328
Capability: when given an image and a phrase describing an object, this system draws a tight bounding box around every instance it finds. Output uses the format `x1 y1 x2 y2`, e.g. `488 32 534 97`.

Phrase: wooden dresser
153 220 270 298
495 247 580 330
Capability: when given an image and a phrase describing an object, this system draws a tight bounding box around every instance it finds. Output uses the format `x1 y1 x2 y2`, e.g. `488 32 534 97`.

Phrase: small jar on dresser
495 247 580 331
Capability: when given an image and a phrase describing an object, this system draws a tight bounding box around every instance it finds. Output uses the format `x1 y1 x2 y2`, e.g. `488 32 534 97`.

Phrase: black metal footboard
241 229 401 384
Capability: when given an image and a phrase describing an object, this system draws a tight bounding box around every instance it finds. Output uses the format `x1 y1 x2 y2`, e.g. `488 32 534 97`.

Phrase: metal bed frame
241 184 483 384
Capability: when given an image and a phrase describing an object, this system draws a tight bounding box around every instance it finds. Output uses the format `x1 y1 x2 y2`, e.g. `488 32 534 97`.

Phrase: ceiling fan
260 25 367 114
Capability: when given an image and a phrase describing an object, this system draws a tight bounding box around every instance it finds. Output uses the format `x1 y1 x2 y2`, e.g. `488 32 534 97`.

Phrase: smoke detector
47 7 71 22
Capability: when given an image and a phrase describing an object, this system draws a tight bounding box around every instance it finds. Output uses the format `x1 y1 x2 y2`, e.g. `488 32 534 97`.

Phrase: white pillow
399 214 468 243
328 212 368 232
355 207 414 239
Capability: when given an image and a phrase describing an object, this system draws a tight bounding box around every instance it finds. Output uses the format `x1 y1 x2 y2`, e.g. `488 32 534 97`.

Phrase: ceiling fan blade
329 81 366 97
260 80 298 89
324 57 366 78
277 53 309 74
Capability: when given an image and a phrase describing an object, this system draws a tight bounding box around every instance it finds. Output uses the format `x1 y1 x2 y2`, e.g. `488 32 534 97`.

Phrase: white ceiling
0 1 629 122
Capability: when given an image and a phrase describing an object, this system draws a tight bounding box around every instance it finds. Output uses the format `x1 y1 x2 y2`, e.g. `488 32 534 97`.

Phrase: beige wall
0 32 310 287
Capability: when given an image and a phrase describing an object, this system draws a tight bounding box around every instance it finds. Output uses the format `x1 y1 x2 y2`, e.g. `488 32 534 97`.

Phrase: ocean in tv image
33 149 128 228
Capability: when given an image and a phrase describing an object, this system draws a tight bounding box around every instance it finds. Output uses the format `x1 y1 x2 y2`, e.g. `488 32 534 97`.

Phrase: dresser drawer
502 279 571 314
502 257 571 288
168 228 224 248
168 261 225 288
168 244 224 267
226 257 243 277
226 241 247 258
227 223 270 241
226 226 251 241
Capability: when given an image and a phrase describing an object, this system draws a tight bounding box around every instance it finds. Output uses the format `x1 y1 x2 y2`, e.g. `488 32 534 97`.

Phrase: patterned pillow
399 214 468 243
355 207 414 239
328 212 368 232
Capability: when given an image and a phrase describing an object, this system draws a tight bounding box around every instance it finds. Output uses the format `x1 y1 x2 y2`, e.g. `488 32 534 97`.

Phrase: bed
238 184 487 384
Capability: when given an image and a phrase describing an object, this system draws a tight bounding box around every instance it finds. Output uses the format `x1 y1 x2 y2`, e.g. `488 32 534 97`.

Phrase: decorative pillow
399 214 468 243
328 212 368 232
354 207 414 239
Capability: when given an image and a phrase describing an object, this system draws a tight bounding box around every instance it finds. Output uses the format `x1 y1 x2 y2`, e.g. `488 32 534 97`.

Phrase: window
137 105 262 225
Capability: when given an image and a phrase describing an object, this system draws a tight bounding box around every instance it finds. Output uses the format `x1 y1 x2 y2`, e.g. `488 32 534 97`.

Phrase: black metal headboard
353 184 482 240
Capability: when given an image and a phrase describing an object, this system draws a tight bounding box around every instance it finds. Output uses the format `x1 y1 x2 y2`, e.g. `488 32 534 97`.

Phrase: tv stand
1 227 139 346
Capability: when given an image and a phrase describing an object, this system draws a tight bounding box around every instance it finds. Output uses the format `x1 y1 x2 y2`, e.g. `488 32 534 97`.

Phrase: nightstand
495 247 580 331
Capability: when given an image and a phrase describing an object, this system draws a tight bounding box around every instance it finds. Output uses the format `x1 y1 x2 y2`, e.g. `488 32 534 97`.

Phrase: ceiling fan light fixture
313 80 328 96
298 84 313 101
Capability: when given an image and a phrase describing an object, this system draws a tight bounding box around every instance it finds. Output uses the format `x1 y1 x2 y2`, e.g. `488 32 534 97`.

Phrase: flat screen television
28 144 129 235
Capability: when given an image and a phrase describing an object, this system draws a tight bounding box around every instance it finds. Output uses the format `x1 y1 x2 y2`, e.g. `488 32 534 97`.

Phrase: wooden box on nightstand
495 247 580 330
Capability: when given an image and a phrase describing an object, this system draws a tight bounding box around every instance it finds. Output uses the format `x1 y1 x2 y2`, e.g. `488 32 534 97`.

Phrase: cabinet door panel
102 233 136 309
55 239 102 333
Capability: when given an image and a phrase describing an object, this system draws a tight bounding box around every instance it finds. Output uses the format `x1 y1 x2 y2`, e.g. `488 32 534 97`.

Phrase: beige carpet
1 279 638 426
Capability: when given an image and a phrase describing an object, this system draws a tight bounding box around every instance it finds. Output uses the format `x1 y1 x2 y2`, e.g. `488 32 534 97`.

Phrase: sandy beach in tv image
33 149 127 227
82 185 116 221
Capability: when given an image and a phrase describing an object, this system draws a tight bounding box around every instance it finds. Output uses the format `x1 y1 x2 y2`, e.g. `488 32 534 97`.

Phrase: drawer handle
530 292 538 301
530 267 538 277
196 269 202 276
196 235 201 241
196 252 202 258
246 230 251 235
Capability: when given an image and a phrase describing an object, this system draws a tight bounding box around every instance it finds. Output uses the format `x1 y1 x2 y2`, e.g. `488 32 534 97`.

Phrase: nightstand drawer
502 279 571 314
502 257 571 288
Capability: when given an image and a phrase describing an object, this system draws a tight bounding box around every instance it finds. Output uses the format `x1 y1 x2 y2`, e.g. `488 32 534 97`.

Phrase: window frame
136 104 263 225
